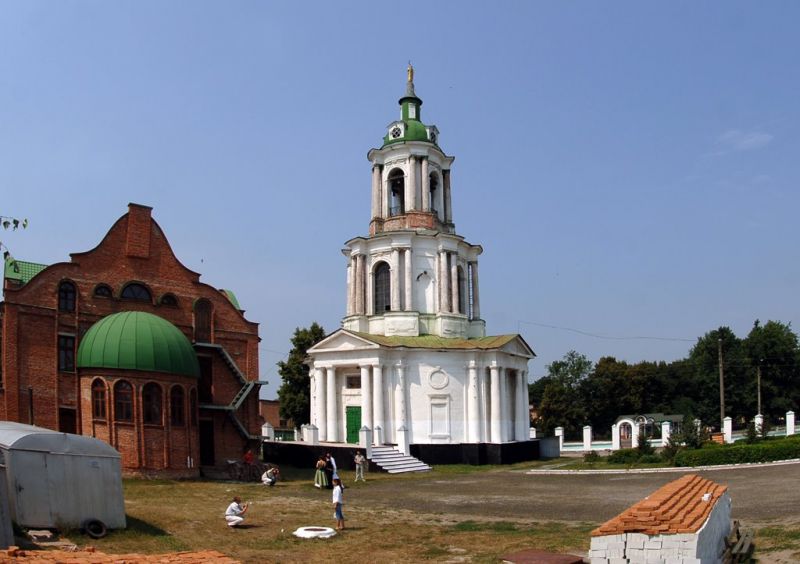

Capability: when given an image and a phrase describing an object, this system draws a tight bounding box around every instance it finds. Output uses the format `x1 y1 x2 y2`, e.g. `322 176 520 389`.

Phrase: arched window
92 379 107 420
194 299 213 342
190 388 198 426
160 293 178 307
121 282 152 302
94 284 113 298
114 380 133 422
373 261 391 313
457 266 467 315
58 281 76 312
388 168 405 216
142 383 162 425
429 173 439 213
170 386 185 426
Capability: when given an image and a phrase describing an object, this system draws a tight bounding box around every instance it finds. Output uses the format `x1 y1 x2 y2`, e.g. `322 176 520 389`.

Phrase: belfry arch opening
388 168 405 216
429 172 439 214
373 261 391 313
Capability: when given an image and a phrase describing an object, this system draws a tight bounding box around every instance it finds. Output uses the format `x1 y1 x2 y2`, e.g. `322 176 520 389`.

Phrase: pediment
307 330 381 354
499 335 536 359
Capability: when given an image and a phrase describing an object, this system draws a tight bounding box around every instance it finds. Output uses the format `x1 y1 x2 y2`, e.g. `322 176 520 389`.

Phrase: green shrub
636 428 655 457
675 435 800 467
583 451 600 465
661 435 683 464
638 454 662 464
607 448 640 464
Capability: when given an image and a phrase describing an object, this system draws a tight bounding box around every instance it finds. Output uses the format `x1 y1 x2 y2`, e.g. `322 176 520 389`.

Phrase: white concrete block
590 558 609 564
646 539 663 549
609 559 627 564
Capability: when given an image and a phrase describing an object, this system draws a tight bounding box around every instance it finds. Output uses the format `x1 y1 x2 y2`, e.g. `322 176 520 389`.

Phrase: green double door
346 406 361 444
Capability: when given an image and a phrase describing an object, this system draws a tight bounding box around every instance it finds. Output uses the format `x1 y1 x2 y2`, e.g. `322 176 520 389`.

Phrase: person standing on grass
353 450 366 482
324 453 335 488
332 477 345 530
314 456 329 489
225 496 248 527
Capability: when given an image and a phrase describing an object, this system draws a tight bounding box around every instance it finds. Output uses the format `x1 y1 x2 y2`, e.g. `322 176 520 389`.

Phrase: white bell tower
342 65 485 339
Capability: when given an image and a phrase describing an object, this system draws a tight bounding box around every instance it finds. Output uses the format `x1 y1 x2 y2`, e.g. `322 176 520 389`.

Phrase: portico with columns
307 66 535 459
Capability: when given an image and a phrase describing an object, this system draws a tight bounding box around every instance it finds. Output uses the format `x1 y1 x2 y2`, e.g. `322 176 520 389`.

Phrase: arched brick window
170 386 185 426
92 379 107 420
194 299 213 342
142 382 162 425
94 284 113 298
58 281 76 312
114 380 133 422
121 282 152 302
373 261 391 313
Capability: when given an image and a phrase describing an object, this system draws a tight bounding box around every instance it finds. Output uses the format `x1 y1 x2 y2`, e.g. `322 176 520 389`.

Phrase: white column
381 170 389 218
371 165 380 218
421 157 429 211
662 421 671 446
435 252 442 313
529 427 537 439
516 370 528 441
583 425 592 451
499 367 509 442
360 364 372 432
404 248 413 311
450 253 459 314
490 364 502 443
326 366 337 442
367 268 374 315
470 261 480 320
372 364 384 445
407 156 417 211
754 413 764 434
347 256 356 316
723 417 732 444
316 366 327 441
440 251 451 312
395 361 407 430
468 360 480 443
611 423 620 450
443 169 451 223
390 248 401 311
355 254 364 315
787 411 796 436
436 170 450 222
632 422 640 448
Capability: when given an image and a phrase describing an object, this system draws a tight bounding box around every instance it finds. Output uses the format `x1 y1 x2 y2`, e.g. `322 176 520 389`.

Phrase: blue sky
2 2 798 398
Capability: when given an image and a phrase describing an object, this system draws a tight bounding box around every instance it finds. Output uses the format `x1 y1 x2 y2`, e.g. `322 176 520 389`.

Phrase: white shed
0 422 126 532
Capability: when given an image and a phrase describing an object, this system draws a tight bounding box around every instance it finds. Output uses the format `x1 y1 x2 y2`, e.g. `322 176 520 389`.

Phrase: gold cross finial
407 61 414 83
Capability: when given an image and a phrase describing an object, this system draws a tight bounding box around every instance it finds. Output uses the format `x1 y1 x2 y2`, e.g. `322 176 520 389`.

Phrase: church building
0 204 264 476
306 67 536 463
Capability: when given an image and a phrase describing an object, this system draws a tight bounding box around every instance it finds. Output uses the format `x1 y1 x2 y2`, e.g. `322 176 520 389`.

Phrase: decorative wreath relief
293 526 337 539
428 369 449 390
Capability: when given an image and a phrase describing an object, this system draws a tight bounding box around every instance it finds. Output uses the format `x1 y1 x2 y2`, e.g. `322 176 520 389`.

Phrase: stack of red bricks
0 546 239 563
592 474 727 537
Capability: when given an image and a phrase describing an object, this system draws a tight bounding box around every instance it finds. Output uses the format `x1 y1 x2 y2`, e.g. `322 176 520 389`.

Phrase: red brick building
0 203 264 476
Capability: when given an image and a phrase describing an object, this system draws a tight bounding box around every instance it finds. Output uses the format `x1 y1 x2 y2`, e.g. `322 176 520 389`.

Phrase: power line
517 319 696 343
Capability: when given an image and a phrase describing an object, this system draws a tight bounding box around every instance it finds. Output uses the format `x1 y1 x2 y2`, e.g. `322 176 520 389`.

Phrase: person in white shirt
261 466 279 486
332 477 345 530
353 451 366 482
225 496 248 527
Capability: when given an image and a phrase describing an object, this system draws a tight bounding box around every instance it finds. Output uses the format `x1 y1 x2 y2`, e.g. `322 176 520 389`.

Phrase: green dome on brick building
77 311 199 377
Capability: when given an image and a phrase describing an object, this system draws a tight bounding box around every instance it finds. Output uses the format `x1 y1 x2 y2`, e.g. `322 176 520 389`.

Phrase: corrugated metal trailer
0 422 126 531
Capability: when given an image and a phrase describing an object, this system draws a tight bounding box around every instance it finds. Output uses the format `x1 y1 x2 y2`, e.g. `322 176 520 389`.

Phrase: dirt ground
298 462 800 524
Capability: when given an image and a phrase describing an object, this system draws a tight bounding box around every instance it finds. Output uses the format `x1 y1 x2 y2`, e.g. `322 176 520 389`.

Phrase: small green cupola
383 64 439 147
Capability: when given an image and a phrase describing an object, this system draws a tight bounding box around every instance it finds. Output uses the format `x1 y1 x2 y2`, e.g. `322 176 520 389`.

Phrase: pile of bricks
1 546 239 563
589 474 731 563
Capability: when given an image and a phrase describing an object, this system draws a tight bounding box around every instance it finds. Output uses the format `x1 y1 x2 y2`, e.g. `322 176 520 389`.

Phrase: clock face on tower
391 126 402 139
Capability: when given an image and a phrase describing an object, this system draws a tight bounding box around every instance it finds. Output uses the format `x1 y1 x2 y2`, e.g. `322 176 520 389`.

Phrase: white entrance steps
369 445 431 474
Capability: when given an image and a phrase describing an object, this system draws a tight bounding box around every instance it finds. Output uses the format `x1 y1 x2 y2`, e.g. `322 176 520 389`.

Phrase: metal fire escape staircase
194 342 267 441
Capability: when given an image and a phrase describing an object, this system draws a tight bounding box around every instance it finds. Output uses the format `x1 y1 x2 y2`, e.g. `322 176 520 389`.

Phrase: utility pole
757 361 762 416
718 338 725 428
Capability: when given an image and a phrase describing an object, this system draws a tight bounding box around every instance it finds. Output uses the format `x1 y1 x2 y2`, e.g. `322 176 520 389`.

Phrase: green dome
402 120 429 142
77 311 199 377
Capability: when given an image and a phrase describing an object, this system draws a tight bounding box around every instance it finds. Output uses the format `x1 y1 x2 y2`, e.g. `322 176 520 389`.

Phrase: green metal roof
4 258 48 285
351 332 520 350
77 311 200 377
220 289 241 310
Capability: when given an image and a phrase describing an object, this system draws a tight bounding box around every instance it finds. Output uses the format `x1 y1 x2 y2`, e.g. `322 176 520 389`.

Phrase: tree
277 322 326 428
744 320 800 420
537 351 592 438
0 215 28 260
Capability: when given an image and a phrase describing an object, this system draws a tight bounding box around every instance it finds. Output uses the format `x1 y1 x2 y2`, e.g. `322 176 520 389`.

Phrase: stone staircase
369 445 431 474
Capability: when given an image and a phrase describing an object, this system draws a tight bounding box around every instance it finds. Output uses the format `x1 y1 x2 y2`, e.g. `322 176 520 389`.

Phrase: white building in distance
307 66 536 463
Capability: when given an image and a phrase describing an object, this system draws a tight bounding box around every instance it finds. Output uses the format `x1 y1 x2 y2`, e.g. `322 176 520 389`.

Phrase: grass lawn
73 465 592 563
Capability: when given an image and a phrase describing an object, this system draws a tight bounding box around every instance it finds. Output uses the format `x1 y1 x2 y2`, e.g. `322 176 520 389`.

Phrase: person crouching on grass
225 496 249 528
332 477 345 530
